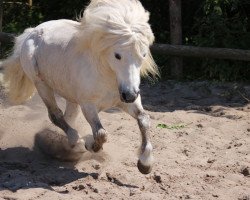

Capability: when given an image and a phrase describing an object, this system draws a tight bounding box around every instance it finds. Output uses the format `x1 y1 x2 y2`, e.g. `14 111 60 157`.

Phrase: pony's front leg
119 96 153 174
81 104 107 152
64 101 80 127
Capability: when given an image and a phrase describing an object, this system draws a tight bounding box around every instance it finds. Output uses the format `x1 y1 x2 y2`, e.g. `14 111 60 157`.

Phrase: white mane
76 0 159 77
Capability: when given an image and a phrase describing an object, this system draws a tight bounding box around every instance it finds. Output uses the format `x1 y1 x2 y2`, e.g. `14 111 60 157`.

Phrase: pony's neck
90 52 118 89
73 32 118 89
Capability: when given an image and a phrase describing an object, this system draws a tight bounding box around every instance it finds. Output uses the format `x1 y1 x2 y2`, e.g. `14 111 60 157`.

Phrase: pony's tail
2 28 36 104
3 57 35 104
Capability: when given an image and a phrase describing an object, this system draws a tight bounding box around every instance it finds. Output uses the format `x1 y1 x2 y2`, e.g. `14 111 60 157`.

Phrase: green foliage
3 2 43 33
1 1 43 57
1 0 250 81
193 0 250 49
184 0 250 81
156 123 191 130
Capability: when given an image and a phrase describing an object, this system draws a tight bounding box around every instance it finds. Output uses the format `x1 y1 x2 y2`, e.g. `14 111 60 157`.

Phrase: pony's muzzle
120 89 139 103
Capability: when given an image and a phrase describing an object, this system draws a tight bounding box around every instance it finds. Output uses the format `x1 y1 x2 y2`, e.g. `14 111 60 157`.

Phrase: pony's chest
94 90 120 111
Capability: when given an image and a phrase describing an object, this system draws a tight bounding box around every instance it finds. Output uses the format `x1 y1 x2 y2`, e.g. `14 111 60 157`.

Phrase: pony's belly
38 72 77 103
54 89 77 103
45 77 120 110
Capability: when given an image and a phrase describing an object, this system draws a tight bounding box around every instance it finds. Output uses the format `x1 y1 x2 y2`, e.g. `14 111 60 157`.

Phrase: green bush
3 2 43 33
185 0 250 81
1 0 250 81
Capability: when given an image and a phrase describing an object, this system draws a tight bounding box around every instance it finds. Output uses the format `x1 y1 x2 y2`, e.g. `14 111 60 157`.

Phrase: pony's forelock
76 0 159 77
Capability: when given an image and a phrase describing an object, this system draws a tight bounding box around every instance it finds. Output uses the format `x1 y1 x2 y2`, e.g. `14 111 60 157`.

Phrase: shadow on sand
140 81 250 117
0 129 100 192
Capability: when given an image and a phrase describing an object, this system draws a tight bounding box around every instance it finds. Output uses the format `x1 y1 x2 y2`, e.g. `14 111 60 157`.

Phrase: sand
0 72 249 199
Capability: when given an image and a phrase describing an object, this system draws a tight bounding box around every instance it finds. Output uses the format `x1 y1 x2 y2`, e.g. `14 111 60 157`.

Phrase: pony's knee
138 112 150 131
48 109 64 127
138 142 154 174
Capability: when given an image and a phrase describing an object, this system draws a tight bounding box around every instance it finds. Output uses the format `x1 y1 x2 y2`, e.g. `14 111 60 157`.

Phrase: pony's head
78 0 159 103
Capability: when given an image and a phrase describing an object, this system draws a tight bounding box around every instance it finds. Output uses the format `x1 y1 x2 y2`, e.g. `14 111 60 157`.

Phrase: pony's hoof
85 142 102 152
137 160 152 174
92 143 103 152
84 142 103 153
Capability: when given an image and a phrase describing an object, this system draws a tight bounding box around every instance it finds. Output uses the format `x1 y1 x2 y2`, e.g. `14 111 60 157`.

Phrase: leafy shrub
1 0 250 81
184 0 250 81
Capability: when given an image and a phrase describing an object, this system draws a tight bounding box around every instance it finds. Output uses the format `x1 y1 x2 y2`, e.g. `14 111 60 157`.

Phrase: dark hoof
85 142 102 153
137 160 152 174
92 143 103 152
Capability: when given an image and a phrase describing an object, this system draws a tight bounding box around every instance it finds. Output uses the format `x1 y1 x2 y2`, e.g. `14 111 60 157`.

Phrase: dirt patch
0 80 249 199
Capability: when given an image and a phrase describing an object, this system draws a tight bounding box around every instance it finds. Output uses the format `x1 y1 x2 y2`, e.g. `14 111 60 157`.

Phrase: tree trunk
0 0 3 56
169 0 183 79
28 0 32 7
0 0 2 32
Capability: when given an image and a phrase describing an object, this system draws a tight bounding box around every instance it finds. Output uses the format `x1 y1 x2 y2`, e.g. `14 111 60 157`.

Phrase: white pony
3 0 159 174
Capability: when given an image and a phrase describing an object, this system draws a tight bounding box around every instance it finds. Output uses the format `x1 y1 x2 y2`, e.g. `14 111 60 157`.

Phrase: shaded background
1 0 250 81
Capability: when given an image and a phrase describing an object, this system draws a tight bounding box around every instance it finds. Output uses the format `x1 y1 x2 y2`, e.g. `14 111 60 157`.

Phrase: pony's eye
143 53 147 58
115 53 121 60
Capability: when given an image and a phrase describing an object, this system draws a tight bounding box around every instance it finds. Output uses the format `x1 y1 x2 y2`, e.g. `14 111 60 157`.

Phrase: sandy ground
0 72 250 199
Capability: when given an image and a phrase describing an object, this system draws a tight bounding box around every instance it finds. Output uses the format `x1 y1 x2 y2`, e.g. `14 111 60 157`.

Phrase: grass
156 123 192 130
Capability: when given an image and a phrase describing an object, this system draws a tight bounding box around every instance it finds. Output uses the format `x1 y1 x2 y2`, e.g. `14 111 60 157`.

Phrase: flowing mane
76 0 159 77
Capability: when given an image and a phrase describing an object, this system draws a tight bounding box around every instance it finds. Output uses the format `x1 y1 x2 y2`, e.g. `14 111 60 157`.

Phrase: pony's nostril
120 90 138 103
122 92 127 101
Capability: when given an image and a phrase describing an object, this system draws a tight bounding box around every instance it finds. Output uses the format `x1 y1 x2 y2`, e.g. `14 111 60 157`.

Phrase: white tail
3 28 36 104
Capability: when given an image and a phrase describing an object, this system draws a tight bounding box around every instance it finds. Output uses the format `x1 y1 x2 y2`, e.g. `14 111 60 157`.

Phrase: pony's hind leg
64 101 80 127
118 96 153 174
81 104 107 152
35 81 79 147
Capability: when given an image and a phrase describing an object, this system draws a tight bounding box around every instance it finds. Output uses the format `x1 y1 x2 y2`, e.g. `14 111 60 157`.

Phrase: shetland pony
3 0 159 174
